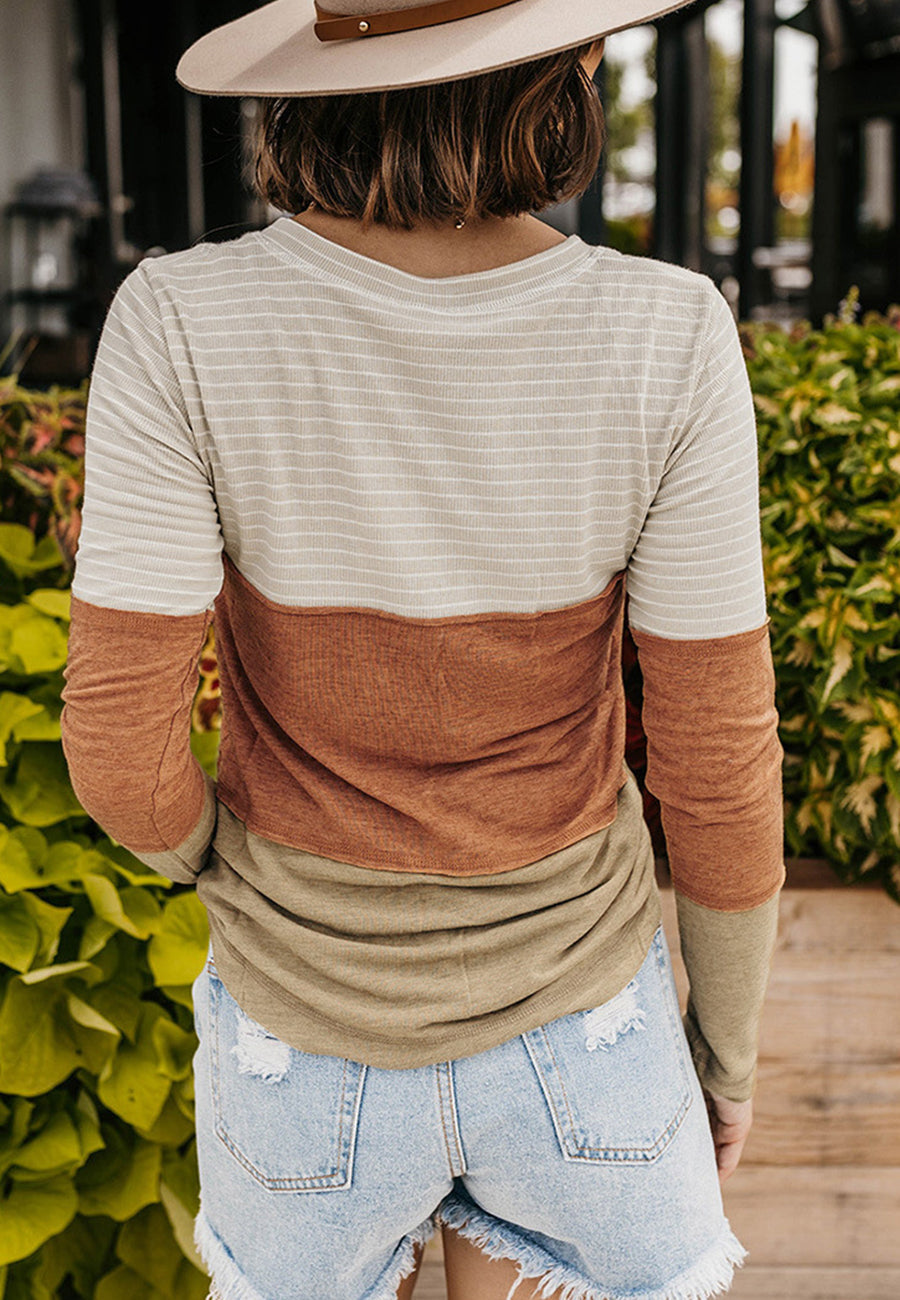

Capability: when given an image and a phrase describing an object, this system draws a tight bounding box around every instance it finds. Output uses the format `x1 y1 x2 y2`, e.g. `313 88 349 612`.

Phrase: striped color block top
60 217 785 1100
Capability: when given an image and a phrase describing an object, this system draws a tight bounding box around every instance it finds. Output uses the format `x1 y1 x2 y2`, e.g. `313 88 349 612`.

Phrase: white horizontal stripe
71 229 767 633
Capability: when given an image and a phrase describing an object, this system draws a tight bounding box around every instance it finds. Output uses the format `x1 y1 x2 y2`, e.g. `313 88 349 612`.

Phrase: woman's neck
289 206 568 278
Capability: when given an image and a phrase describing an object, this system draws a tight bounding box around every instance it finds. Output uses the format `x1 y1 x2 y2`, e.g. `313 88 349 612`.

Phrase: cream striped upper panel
71 216 767 639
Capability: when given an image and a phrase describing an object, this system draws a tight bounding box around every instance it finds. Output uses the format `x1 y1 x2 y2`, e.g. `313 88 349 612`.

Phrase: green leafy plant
1 367 216 1297
743 287 900 901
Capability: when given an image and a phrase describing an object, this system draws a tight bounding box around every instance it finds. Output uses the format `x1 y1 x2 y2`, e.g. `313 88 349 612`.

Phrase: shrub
0 374 215 1297
744 288 900 901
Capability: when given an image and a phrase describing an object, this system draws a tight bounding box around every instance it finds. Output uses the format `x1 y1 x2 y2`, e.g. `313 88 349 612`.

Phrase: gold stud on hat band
313 0 520 43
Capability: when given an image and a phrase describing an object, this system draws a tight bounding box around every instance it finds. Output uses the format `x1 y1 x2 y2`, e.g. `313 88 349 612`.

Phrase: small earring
455 217 466 229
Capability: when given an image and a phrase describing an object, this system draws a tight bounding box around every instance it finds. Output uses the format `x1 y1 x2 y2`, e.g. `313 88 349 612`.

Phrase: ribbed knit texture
72 215 768 636
62 217 784 1098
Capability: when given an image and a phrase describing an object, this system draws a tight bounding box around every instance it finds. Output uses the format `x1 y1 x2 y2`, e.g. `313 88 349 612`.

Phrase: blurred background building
1 0 899 385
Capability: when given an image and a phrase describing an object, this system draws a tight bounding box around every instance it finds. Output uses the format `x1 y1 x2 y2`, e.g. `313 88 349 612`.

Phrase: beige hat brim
176 0 699 97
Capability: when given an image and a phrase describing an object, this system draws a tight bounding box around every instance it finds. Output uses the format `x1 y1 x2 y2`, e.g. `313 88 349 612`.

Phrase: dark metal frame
652 0 779 319
810 49 900 319
810 1 900 317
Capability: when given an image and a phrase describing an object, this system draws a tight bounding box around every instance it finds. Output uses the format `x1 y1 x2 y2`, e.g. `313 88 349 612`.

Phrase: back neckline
260 215 600 312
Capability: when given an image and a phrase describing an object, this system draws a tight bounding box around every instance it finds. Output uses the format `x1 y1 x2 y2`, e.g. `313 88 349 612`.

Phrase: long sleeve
61 598 218 883
675 889 780 1102
627 282 785 1103
60 260 225 883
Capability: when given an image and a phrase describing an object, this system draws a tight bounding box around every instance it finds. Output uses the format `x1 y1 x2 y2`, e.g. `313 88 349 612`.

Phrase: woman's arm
631 619 784 1101
627 279 785 1103
60 261 224 883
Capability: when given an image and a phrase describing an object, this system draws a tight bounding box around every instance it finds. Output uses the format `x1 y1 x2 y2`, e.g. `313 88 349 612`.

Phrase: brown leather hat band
313 0 520 43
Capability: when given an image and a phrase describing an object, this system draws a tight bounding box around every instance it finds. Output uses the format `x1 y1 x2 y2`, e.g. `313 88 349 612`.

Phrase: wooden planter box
417 858 900 1300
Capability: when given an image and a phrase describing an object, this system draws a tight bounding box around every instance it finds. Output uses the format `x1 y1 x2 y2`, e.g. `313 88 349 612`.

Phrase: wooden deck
410 863 900 1299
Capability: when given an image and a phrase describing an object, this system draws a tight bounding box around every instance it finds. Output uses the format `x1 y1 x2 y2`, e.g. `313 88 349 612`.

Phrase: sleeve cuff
132 768 218 884
675 886 782 1103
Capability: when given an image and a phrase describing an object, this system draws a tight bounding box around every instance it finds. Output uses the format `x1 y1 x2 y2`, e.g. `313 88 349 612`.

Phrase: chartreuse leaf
0 963 111 1095
3 1110 84 1182
35 1208 117 1300
137 1086 195 1147
0 693 44 765
0 893 42 972
148 890 209 989
0 1096 35 1160
175 1254 216 1300
0 823 89 893
75 1124 162 1221
0 604 68 674
96 1003 173 1130
0 826 39 894
150 1014 196 1083
81 874 162 941
94 1263 162 1300
0 525 37 568
24 588 71 622
160 1141 203 1271
78 912 119 962
24 890 73 970
0 1173 78 1267
169 1070 196 1125
7 703 60 745
72 1088 105 1162
115 1201 207 1297
87 931 145 994
190 725 220 778
0 1253 58 1300
159 982 195 1015
0 524 63 578
81 978 143 1046
66 987 120 1040
94 840 179 888
0 743 84 826
15 959 94 987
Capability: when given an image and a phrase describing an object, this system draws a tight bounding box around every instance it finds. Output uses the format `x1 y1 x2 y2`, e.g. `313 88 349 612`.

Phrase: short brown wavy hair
248 42 606 230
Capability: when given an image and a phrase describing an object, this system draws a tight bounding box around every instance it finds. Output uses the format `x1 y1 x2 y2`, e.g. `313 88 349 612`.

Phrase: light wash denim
191 923 748 1300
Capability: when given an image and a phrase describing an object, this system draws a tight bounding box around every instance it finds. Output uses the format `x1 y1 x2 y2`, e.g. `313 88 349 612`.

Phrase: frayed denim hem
194 1203 268 1300
194 1196 439 1300
435 1194 749 1300
359 1212 439 1300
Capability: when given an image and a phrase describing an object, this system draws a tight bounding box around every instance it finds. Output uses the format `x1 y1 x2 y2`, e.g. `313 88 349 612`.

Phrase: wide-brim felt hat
176 0 700 97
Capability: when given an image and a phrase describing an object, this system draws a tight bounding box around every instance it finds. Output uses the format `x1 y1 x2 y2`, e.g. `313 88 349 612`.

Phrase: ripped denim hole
583 978 647 1051
230 1009 292 1082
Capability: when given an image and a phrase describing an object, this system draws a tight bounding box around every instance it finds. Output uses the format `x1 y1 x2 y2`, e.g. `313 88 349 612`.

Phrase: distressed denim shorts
190 922 748 1300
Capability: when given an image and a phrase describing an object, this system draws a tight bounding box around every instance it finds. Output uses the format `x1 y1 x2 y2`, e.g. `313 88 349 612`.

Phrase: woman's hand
703 1087 753 1184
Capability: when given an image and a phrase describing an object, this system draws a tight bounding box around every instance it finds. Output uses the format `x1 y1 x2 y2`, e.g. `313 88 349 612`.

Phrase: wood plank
775 888 900 951
728 1266 900 1299
742 1060 900 1165
657 882 900 958
658 896 900 1062
414 1255 447 1300
722 1165 900 1266
757 956 900 1060
781 859 888 891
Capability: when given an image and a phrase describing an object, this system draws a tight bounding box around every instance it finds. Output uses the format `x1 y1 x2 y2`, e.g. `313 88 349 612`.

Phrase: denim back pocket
208 966 367 1192
520 927 693 1165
